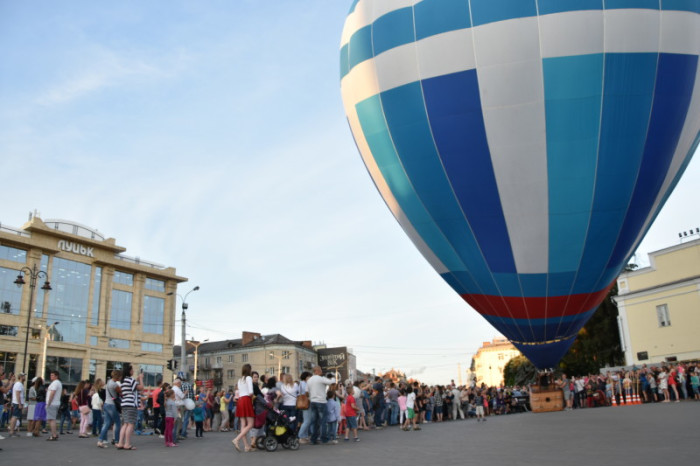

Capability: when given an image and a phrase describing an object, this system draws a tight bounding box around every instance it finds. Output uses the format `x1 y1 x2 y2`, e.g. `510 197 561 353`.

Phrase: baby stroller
253 395 300 451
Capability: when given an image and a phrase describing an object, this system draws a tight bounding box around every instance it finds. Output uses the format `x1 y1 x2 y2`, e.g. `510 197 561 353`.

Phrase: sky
1 1 698 385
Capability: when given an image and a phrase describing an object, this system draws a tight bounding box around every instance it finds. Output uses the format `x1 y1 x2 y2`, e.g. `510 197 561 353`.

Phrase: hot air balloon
340 0 700 369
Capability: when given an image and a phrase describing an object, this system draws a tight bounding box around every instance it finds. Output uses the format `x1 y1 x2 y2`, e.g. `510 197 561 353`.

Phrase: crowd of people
554 362 700 409
1 360 698 453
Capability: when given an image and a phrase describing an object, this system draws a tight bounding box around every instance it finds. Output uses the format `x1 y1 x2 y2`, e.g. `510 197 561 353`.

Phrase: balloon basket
529 385 565 413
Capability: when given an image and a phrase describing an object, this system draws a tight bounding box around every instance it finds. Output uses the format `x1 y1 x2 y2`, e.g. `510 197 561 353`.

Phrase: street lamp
39 321 59 380
269 352 283 379
187 338 208 391
168 285 199 379
14 264 52 375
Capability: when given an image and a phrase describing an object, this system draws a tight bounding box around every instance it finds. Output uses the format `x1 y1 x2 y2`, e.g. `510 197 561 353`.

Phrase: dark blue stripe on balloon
379 82 498 289
348 0 360 14
661 0 700 13
538 0 603 15
605 0 659 8
372 7 415 57
544 54 604 277
515 337 577 369
415 0 471 40
605 53 698 275
421 70 516 274
469 0 537 26
574 53 658 294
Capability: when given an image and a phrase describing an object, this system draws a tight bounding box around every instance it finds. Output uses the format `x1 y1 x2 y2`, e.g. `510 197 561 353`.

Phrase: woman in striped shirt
116 363 144 450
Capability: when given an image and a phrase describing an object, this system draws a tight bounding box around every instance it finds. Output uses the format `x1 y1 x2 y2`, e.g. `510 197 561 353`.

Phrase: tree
558 284 625 375
503 355 537 387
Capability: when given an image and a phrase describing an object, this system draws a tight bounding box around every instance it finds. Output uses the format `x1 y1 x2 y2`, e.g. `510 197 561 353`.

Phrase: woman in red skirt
232 364 255 452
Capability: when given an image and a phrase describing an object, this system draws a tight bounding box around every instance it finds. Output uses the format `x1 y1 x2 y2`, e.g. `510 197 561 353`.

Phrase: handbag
108 385 122 413
296 393 310 410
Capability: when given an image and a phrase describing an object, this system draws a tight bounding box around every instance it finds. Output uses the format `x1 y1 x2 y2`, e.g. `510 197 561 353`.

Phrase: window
90 336 98 346
0 266 23 315
46 258 91 344
282 366 291 374
657 304 671 327
204 357 210 366
45 356 83 385
227 370 235 378
242 354 248 363
142 342 163 352
498 353 504 360
0 245 26 262
145 278 165 292
113 271 133 286
216 356 222 364
141 364 163 387
91 267 102 326
108 338 130 349
282 351 290 359
228 355 234 363
143 296 164 334
0 352 17 375
0 325 18 336
34 255 50 318
110 290 132 330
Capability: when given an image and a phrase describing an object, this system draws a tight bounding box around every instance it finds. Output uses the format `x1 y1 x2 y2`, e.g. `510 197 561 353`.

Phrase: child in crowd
398 389 407 426
164 389 178 447
474 390 486 422
402 387 420 431
343 384 360 442
194 400 205 438
326 389 340 444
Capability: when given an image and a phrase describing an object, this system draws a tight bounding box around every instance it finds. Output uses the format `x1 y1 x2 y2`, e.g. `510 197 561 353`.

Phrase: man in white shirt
45 370 63 440
171 379 185 441
9 372 26 437
451 385 464 420
306 366 335 445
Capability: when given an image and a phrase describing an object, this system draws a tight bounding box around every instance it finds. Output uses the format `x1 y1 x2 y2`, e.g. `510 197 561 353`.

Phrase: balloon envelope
340 1 700 368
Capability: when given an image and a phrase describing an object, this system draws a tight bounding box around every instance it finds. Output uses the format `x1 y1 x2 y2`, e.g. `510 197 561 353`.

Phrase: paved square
1 402 697 465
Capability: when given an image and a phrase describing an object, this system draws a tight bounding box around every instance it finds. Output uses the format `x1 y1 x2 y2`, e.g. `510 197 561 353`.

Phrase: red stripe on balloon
460 283 614 320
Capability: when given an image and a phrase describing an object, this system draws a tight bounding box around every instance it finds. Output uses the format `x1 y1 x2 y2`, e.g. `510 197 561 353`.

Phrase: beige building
175 331 318 392
614 238 700 366
472 337 522 387
0 214 187 388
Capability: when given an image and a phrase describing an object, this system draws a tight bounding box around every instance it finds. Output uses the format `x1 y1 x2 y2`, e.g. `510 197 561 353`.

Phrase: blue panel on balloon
469 0 538 26
348 25 373 71
661 0 700 13
605 0 659 9
372 7 415 57
538 0 603 15
414 0 471 40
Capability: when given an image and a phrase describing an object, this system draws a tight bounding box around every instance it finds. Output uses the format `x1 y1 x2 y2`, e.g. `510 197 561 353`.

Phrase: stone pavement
1 402 697 465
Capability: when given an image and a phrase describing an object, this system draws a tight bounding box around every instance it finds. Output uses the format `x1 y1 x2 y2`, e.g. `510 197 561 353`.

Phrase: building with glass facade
0 214 188 389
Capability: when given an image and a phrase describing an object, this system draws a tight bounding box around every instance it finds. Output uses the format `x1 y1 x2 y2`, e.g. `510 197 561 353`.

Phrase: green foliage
557 284 625 375
503 355 537 387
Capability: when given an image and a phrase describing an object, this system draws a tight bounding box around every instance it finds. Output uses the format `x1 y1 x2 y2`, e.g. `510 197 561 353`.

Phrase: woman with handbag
74 380 92 438
97 370 122 448
232 364 255 453
279 374 300 431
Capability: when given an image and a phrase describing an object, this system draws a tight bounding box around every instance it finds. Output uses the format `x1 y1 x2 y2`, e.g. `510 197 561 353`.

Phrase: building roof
174 333 311 356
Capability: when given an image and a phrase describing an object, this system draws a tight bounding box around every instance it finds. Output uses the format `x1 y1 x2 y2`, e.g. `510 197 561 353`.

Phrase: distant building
472 337 522 387
174 331 318 392
379 368 406 384
0 214 187 388
614 238 700 366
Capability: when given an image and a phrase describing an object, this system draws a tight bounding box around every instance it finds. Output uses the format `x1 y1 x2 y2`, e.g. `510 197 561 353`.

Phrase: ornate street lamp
14 264 52 375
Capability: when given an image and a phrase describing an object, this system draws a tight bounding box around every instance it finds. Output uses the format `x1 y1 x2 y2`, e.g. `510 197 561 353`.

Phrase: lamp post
269 352 283 379
39 321 59 380
168 286 199 379
187 338 208 391
14 264 52 375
